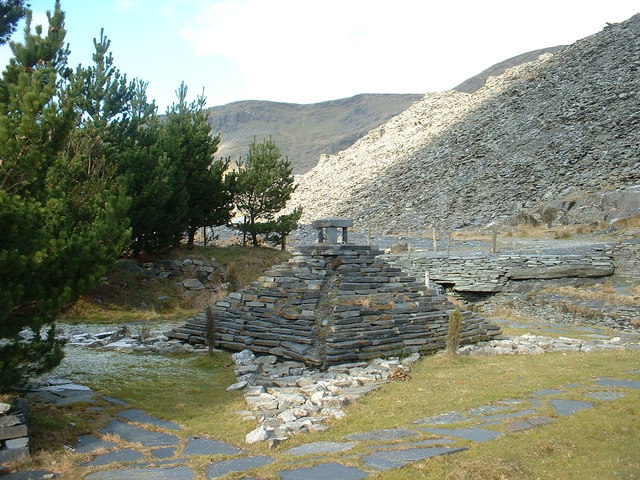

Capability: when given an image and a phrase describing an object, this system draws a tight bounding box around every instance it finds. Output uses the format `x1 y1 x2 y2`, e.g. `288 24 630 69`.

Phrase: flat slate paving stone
284 442 356 456
530 389 564 397
54 394 97 406
0 471 56 479
367 438 456 450
584 391 625 401
344 428 418 442
101 419 180 447
467 405 513 416
596 379 640 390
529 398 544 408
361 446 467 470
75 435 118 454
496 399 524 406
205 455 274 479
183 435 243 455
151 447 177 458
84 466 193 480
82 448 145 466
25 390 63 403
413 411 470 425
562 383 581 389
101 395 129 406
549 399 593 416
471 409 539 423
118 409 181 430
279 462 368 480
504 416 555 432
134 459 187 467
420 427 502 442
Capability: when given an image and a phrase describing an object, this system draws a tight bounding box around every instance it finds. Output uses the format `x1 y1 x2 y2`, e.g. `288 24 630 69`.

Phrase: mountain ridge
206 93 423 173
286 14 640 232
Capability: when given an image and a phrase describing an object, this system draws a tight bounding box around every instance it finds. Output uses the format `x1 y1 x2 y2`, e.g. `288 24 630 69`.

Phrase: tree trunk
187 228 196 247
250 216 259 247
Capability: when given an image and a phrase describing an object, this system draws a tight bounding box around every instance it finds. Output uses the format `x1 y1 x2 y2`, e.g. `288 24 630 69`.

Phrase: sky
0 0 638 111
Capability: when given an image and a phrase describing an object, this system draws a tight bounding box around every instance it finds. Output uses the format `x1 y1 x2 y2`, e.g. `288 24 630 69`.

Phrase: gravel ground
209 224 622 255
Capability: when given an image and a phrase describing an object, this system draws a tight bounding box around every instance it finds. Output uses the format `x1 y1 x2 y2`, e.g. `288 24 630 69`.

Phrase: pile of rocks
457 333 632 355
228 349 420 446
286 14 640 232
115 258 224 294
0 399 29 463
62 325 207 355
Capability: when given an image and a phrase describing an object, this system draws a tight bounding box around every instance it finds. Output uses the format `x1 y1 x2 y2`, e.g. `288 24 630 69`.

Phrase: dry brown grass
611 213 640 231
541 282 640 307
442 458 528 480
451 229 493 241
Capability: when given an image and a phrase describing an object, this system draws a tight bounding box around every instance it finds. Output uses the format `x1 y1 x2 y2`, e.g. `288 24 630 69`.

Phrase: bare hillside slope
206 94 423 173
288 15 640 232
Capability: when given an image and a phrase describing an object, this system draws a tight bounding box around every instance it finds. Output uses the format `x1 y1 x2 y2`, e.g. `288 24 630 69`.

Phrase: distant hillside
287 15 640 232
454 46 566 94
206 94 423 174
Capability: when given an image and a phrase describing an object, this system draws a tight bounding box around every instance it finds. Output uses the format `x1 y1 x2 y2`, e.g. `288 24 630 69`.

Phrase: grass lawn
20 349 640 479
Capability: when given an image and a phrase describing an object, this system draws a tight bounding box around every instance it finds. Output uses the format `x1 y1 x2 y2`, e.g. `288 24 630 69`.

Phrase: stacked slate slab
169 242 500 367
389 243 616 293
0 399 29 463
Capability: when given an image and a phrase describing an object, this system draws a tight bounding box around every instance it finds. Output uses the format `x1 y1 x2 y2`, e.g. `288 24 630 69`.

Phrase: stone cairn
169 218 500 367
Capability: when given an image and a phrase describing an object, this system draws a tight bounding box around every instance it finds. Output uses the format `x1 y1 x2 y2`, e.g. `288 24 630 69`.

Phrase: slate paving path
7 369 640 479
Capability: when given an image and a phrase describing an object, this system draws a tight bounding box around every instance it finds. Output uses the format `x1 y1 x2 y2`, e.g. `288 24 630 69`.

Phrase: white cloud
181 0 639 104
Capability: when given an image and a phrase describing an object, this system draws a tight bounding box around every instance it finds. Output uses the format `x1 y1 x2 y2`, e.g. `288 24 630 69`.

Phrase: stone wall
612 239 640 279
388 244 616 294
0 399 29 463
169 245 500 366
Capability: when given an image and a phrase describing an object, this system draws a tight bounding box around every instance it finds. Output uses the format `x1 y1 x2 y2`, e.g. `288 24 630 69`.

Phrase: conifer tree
114 79 182 255
160 82 233 247
0 0 25 45
234 138 299 247
0 2 130 390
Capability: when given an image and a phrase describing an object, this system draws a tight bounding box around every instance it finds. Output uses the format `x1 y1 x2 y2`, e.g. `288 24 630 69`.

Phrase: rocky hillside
287 14 640 232
453 46 565 93
206 94 423 173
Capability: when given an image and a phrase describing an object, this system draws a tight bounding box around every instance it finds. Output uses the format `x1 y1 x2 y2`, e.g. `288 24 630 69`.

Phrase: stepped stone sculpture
169 219 500 366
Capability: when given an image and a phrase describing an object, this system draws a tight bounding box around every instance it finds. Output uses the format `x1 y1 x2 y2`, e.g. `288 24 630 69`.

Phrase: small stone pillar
311 218 354 244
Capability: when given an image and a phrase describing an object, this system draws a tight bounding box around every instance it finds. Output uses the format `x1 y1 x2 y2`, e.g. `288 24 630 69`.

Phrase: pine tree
114 79 183 255
0 2 130 390
160 82 233 247
0 0 25 45
234 137 299 247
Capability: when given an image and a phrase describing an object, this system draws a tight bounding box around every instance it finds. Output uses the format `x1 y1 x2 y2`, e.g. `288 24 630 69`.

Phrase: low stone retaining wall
169 244 500 366
0 399 29 463
612 239 640 279
387 244 617 294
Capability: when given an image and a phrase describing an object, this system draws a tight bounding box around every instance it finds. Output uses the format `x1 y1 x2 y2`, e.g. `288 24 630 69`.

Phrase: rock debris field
6 314 640 479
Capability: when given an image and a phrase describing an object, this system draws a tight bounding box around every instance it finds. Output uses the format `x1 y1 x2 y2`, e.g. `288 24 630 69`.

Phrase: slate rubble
286 15 640 232
60 324 206 355
231 348 421 444
456 333 634 355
